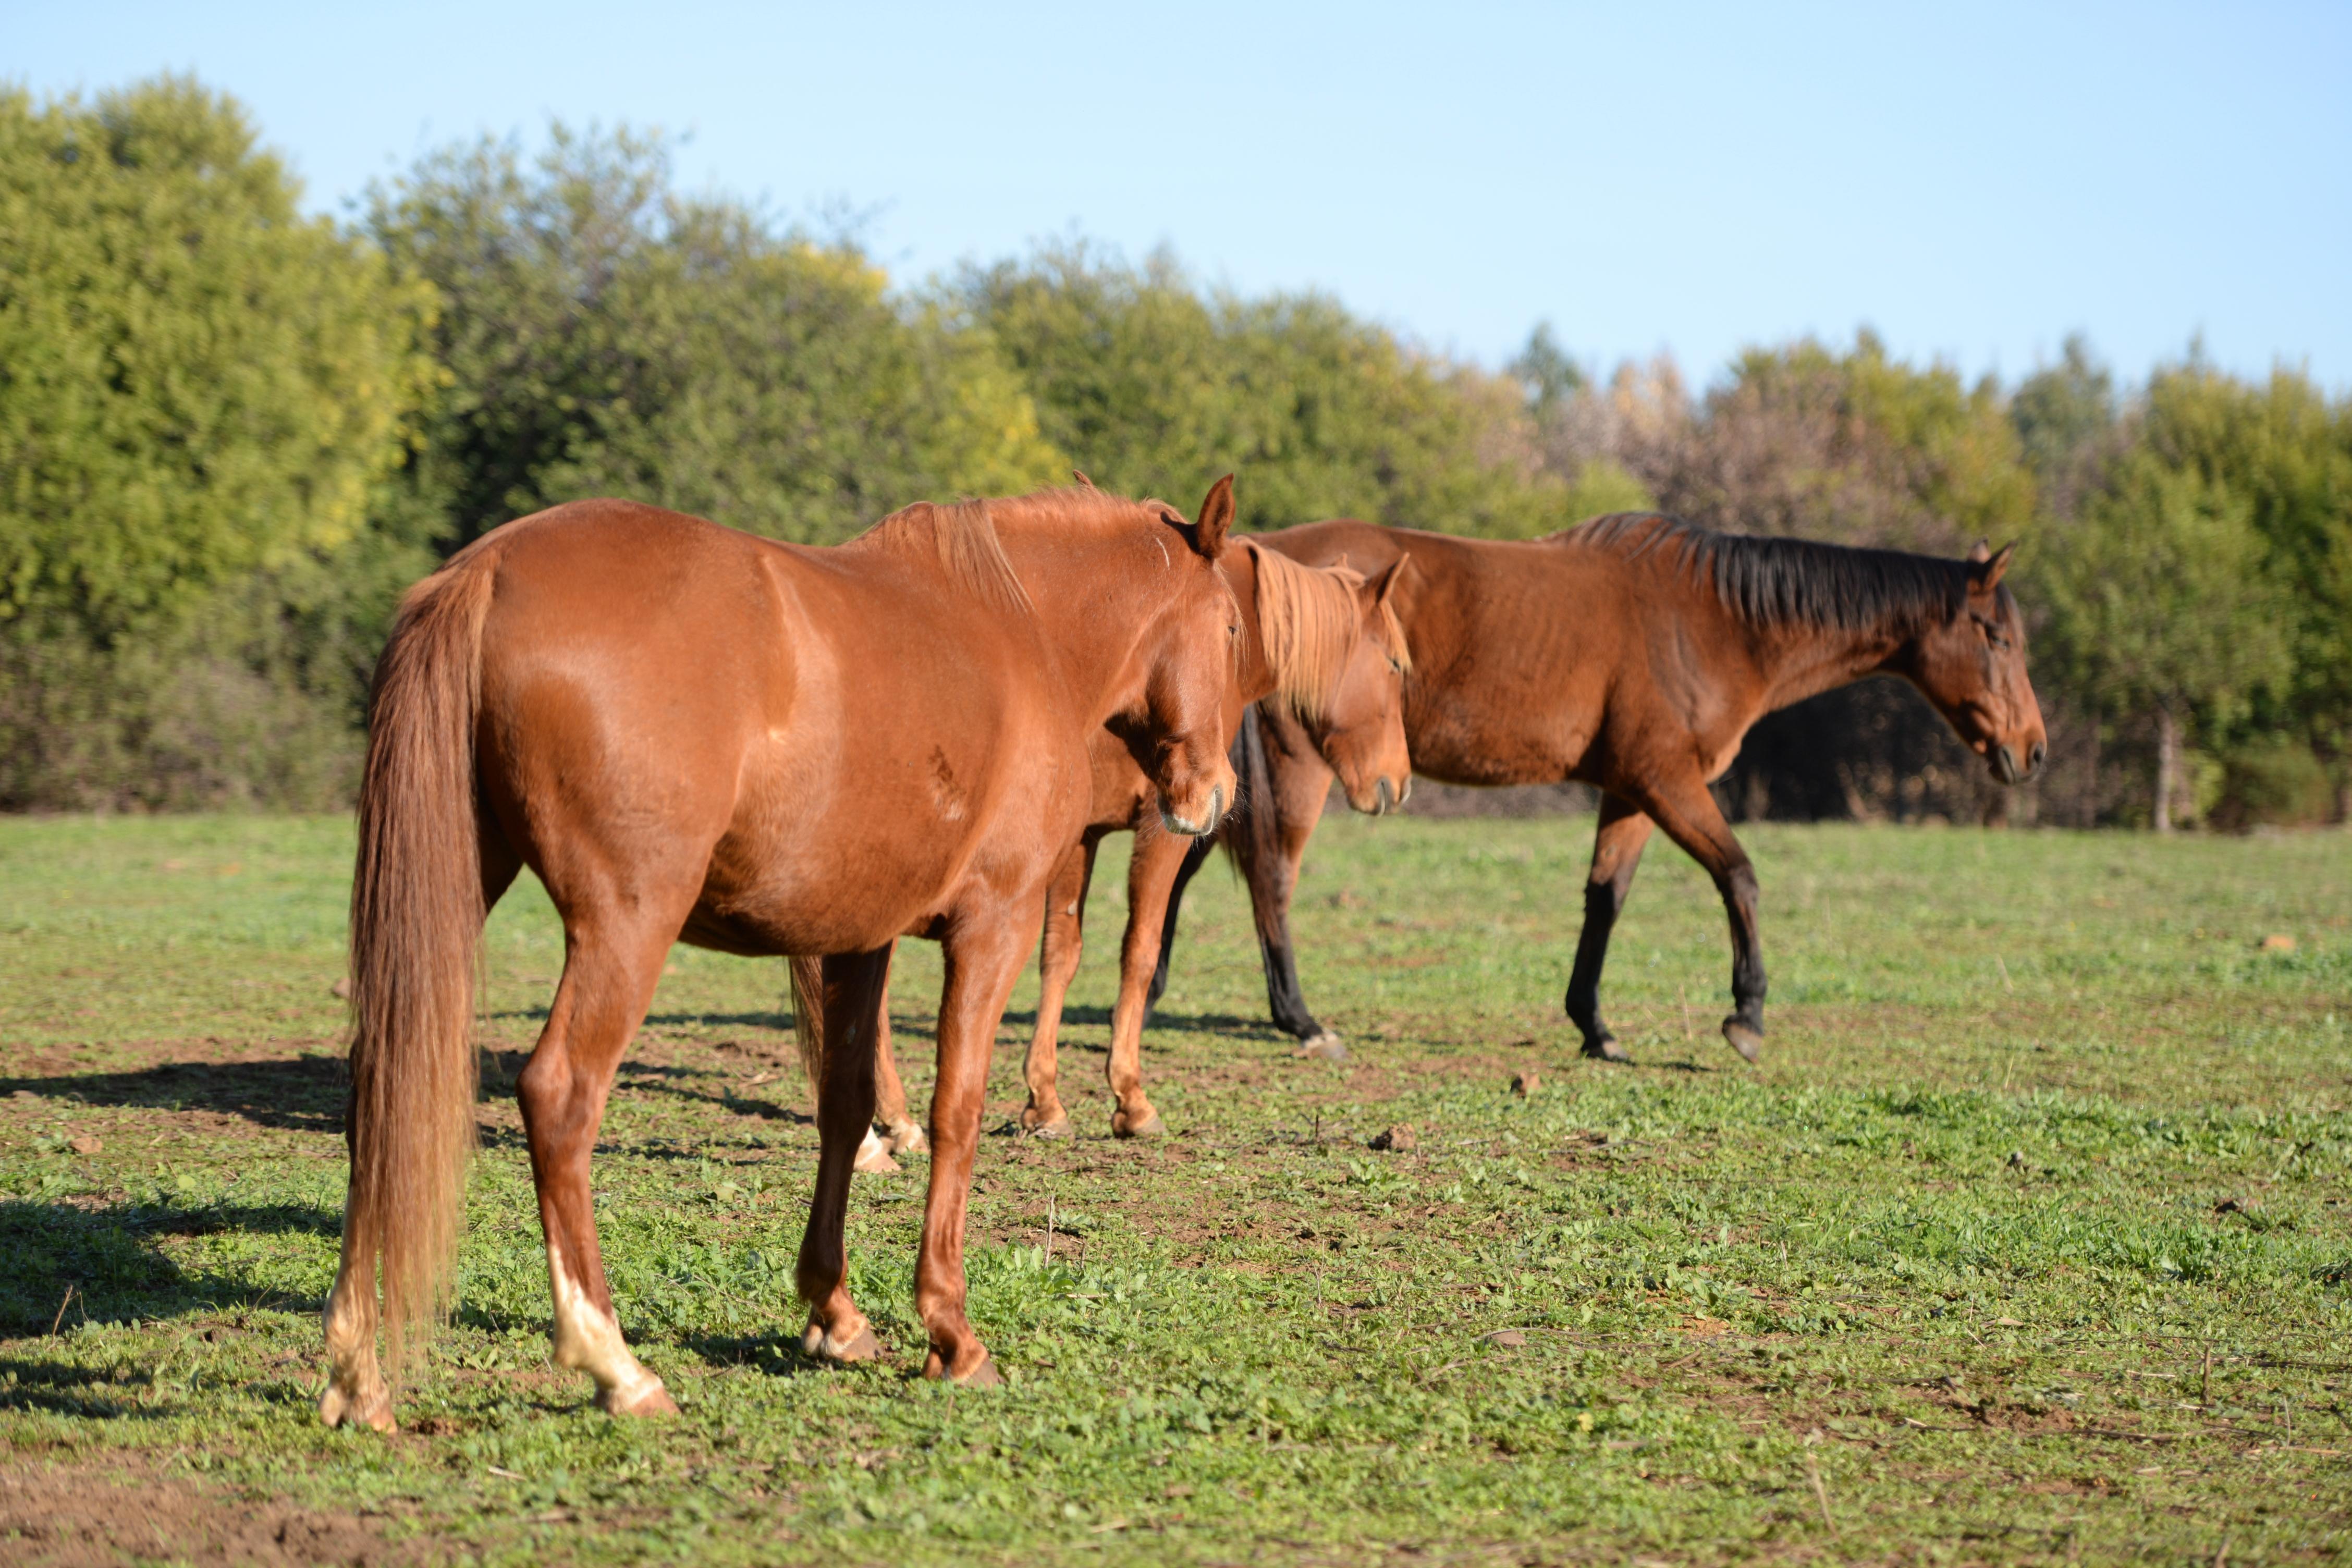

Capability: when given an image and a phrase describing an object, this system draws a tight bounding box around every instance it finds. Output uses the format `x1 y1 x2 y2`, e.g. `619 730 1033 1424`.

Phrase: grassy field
1 812 2347 1565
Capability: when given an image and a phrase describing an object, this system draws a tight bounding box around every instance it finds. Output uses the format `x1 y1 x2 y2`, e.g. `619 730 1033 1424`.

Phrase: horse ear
1980 541 2015 591
1370 553 1410 607
1966 538 1992 564
1072 469 1095 489
1187 474 1235 558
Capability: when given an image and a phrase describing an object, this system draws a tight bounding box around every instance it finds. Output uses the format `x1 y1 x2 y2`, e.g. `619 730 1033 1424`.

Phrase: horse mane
1562 512 1971 634
852 484 1206 619
851 496 1035 617
1248 544 1410 724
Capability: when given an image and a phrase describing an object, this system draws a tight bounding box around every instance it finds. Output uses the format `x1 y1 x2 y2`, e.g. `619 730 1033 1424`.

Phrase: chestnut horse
322 482 1242 1429
848 538 1413 1159
1153 513 2046 1063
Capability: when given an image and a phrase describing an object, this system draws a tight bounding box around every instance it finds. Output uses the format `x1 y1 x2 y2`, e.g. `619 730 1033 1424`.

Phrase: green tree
2010 334 2118 501
0 77 436 809
368 127 1064 548
960 246 1571 536
2134 362 2352 799
1652 329 2036 554
2040 447 2292 829
0 76 433 645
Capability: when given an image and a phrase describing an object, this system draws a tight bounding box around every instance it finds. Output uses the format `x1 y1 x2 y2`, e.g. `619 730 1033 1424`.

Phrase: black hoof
1721 1018 1762 1063
1581 1036 1633 1063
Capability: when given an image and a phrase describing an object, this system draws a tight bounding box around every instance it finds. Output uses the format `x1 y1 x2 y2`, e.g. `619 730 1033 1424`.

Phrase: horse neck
1742 611 1915 714
1006 526 1195 718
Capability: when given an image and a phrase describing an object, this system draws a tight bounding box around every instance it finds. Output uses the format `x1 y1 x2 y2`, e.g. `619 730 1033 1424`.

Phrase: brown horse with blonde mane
848 534 1413 1160
322 481 1242 1430
1154 512 2047 1063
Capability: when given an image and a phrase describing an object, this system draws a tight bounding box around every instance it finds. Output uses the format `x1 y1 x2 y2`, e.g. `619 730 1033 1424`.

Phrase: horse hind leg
872 966 928 1158
319 1236 395 1431
797 948 893 1364
855 957 910 1173
517 909 685 1416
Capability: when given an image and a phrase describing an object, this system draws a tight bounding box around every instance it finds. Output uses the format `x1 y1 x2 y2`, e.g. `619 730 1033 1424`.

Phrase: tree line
4 78 2345 827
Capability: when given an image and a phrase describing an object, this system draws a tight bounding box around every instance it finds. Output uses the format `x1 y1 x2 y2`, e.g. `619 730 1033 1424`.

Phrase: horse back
1255 521 1635 786
467 499 1072 956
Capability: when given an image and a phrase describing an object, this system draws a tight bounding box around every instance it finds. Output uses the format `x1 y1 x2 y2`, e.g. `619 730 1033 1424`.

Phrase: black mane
1564 512 1973 633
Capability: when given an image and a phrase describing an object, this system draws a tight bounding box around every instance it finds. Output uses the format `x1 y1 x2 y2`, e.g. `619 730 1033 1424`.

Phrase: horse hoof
885 1120 930 1156
598 1379 679 1417
852 1131 901 1174
927 1348 1002 1387
1295 1031 1348 1062
1721 1018 1762 1063
1112 1108 1164 1140
1582 1036 1633 1063
1020 1109 1072 1139
318 1383 396 1434
953 1354 1003 1388
803 1321 881 1364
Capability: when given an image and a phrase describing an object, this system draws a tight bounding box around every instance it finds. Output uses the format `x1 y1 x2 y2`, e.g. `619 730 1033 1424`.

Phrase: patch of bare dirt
0 1460 423 1567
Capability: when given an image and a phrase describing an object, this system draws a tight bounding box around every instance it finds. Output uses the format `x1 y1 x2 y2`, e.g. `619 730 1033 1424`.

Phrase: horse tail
343 548 499 1374
789 954 827 1097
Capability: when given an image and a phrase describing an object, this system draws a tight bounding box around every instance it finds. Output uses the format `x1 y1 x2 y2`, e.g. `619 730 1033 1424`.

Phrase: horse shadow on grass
1 1055 350 1135
0 1196 337 1343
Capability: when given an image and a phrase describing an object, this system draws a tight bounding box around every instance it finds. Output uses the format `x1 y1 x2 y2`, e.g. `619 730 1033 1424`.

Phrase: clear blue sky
12 2 2348 389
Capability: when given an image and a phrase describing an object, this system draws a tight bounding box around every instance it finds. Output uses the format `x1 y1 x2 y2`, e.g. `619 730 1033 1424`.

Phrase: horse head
1904 541 2047 785
1137 475 1245 835
1315 555 1416 816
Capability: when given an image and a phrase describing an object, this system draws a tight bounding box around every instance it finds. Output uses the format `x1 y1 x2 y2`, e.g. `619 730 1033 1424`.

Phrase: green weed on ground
1 814 2347 1564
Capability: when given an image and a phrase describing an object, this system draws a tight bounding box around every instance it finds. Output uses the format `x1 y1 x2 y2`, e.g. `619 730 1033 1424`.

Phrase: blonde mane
1248 543 1410 724
851 484 1212 618
850 496 1034 616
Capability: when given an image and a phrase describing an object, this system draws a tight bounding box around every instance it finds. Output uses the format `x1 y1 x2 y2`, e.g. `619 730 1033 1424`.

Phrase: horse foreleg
517 918 681 1416
1106 829 1191 1137
1563 794 1655 1062
1020 835 1097 1137
797 947 894 1361
1145 832 1216 1013
1625 774 1766 1063
916 915 1033 1385
1236 708 1343 1056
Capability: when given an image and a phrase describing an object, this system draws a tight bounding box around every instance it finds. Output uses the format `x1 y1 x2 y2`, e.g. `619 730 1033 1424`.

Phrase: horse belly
688 686 1069 956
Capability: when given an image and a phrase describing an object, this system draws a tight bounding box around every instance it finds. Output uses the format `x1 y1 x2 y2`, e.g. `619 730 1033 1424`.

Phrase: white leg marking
319 1245 393 1429
546 1240 667 1411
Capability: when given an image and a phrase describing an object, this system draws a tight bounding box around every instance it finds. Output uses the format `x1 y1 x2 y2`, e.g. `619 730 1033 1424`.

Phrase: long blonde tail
342 548 499 1375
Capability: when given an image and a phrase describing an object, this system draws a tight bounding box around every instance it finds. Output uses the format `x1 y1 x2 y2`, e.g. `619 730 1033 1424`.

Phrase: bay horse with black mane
323 481 1242 1430
1153 512 2046 1063
848 533 1413 1159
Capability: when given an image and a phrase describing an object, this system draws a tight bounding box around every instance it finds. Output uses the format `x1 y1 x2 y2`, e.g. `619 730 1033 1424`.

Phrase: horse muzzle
1992 739 2046 785
1159 782 1226 837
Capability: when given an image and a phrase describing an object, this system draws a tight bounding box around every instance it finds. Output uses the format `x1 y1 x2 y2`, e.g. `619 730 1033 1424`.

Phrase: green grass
2 812 2347 1565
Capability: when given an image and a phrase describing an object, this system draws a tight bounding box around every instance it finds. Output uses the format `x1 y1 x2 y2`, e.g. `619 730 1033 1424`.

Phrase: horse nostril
2028 740 2047 776
1375 777 1393 815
